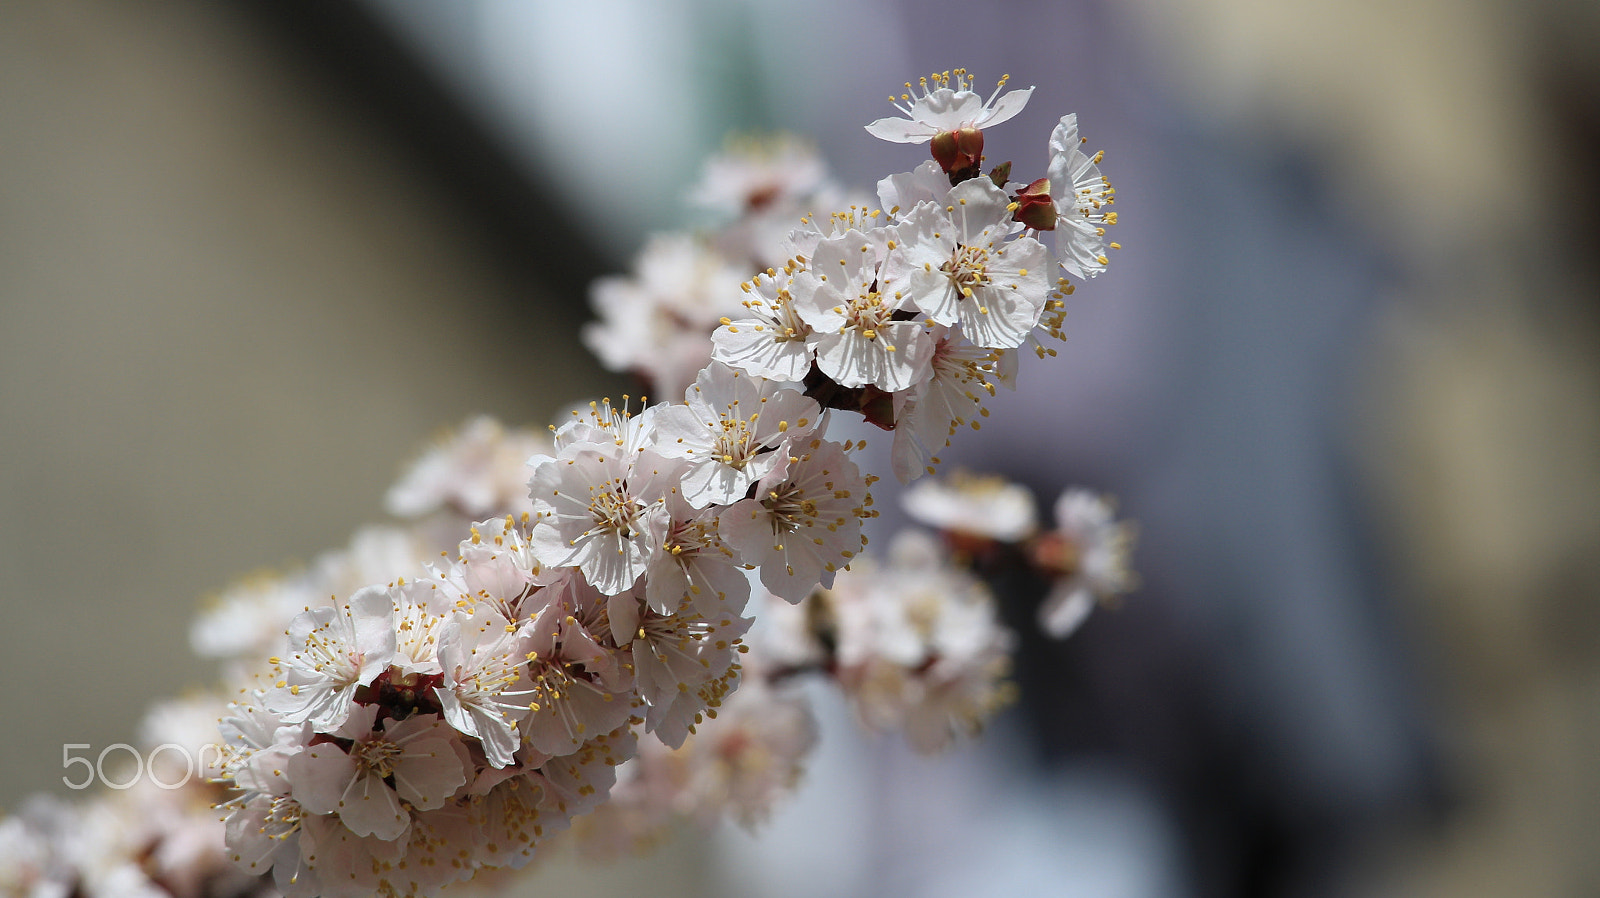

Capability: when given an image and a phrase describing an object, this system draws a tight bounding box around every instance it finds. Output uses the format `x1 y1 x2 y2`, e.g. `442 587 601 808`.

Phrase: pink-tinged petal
958 288 1034 349
649 403 704 447
390 736 469 810
469 702 520 769
890 405 935 484
433 685 480 740
236 740 300 795
644 554 692 613
686 553 753 614
330 702 380 740
946 177 1013 237
1047 114 1094 184
679 450 775 508
607 589 641 646
336 771 409 841
287 744 358 816
976 86 1033 129
759 540 835 603
225 797 300 876
865 117 937 144
346 586 398 683
286 607 335 648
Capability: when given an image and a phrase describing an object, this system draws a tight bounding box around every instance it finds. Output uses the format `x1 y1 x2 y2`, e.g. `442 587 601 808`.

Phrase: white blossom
643 490 751 618
901 469 1039 541
1046 113 1117 279
386 416 552 521
865 70 1033 144
518 576 637 758
1039 489 1135 638
288 705 470 842
889 334 1011 483
528 410 676 595
709 267 815 383
885 178 1050 349
267 586 397 732
690 134 829 217
433 607 536 768
876 160 951 217
653 361 821 509
582 234 747 399
632 603 750 748
720 438 871 602
825 531 1016 753
790 228 934 392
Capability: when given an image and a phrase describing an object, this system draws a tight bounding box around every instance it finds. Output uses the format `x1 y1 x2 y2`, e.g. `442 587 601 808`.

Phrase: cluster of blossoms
760 529 1019 753
902 471 1137 638
1 71 1132 898
587 69 1117 484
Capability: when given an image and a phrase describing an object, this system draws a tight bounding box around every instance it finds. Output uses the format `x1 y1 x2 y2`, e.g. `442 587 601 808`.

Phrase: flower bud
1012 177 1057 230
930 127 985 183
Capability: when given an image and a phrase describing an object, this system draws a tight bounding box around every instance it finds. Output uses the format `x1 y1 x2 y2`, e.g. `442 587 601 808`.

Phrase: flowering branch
1 70 1133 898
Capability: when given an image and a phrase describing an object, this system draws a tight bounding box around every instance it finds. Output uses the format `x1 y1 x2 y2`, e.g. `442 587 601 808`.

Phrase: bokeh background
2 1 1597 896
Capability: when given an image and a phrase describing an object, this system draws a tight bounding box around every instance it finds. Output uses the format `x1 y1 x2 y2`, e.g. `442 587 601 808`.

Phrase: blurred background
2 1 1597 896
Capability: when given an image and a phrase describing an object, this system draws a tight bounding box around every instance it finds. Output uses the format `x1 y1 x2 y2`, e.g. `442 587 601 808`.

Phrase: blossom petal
976 86 1033 129
337 771 409 841
864 117 938 144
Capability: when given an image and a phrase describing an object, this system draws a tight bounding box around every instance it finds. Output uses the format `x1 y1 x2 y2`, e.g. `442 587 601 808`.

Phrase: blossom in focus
652 361 822 509
518 577 637 757
288 705 471 841
631 603 750 748
790 228 934 392
709 267 815 384
889 336 1012 483
527 407 676 596
643 490 751 618
26 69 1136 894
1043 114 1117 279
266 586 397 732
885 178 1051 350
720 437 872 602
433 606 536 768
864 69 1033 145
876 159 952 216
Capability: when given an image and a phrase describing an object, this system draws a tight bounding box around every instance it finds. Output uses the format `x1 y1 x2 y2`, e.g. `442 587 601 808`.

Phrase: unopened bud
1016 177 1051 199
930 130 961 171
858 386 897 430
930 126 985 183
1012 178 1057 230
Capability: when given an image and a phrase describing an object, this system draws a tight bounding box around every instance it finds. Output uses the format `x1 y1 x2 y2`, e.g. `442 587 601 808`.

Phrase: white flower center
842 290 894 340
300 626 362 685
588 478 641 539
941 244 991 297
351 737 405 779
261 795 303 840
712 417 757 467
666 517 718 557
762 483 819 534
